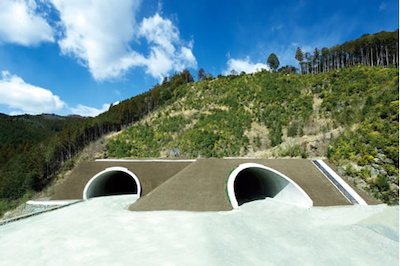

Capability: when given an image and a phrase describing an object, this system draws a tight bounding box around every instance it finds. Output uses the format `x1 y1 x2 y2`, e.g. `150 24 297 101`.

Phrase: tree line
0 70 195 214
295 30 399 74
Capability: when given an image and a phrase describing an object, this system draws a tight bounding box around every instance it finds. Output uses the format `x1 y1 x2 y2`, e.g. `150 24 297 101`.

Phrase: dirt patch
244 124 344 159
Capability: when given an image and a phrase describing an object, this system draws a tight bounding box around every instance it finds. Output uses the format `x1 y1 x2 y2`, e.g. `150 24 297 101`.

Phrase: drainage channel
312 160 359 204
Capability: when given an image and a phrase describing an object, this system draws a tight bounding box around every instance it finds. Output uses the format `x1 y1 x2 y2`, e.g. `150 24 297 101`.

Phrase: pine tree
295 47 304 74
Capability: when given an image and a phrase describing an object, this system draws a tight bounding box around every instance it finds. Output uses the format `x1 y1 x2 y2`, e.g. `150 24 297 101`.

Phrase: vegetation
324 67 399 203
0 30 398 216
267 53 280 71
295 30 398 74
107 66 398 205
0 114 83 165
0 70 195 215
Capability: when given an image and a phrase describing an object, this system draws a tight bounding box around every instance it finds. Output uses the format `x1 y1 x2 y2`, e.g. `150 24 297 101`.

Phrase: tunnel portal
227 163 313 208
83 167 141 200
234 167 288 206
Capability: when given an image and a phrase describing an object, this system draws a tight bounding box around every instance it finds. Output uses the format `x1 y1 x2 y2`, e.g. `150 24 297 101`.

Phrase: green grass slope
106 66 399 204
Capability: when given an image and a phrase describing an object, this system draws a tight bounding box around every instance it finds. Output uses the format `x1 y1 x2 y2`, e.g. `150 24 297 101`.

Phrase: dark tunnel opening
233 167 288 206
85 170 139 199
228 163 314 208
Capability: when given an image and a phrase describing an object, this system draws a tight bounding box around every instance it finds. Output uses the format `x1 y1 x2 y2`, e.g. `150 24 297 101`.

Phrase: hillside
0 30 399 216
106 66 398 204
0 71 193 215
0 68 398 218
0 113 84 165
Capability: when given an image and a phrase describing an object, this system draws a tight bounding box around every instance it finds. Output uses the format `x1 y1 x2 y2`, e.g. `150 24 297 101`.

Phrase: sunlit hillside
106 66 398 204
0 30 398 216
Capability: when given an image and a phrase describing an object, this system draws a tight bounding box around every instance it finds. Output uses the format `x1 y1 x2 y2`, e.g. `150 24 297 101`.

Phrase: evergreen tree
198 68 205 81
267 53 280 71
295 47 304 74
313 48 320 74
294 30 398 74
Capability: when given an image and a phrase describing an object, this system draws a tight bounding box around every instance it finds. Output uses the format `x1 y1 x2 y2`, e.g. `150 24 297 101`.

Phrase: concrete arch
227 163 313 208
83 167 141 200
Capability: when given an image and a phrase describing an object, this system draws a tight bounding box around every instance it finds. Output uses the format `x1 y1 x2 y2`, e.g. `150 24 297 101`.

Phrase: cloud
0 71 65 114
138 13 197 80
69 103 110 117
379 1 388 11
0 70 110 117
139 13 179 54
49 0 143 81
0 0 54 46
224 57 269 75
0 1 197 81
50 1 196 81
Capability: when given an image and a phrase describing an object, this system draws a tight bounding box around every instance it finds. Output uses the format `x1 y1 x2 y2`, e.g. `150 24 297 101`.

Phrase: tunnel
227 163 313 208
83 167 141 200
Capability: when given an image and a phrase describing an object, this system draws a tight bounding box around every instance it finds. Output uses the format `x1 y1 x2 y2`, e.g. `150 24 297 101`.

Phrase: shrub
276 144 308 158
287 123 298 137
374 174 390 191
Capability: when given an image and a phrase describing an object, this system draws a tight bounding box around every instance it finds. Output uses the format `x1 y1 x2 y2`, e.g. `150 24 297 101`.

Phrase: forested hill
0 114 83 165
0 70 195 215
0 30 398 216
106 66 398 204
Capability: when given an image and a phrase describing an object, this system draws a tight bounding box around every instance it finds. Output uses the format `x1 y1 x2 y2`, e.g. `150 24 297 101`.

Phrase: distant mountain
0 113 84 165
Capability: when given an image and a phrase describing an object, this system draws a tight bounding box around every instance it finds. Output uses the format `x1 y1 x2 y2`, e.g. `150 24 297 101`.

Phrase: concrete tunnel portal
51 159 376 210
227 163 313 208
83 167 141 200
82 162 312 209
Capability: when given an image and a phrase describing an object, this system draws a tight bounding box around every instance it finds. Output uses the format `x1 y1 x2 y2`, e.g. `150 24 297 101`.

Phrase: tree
197 68 205 81
203 72 213 80
295 47 304 74
181 69 194 83
278 65 297 74
313 48 320 74
304 52 311 74
321 47 329 72
267 53 280 71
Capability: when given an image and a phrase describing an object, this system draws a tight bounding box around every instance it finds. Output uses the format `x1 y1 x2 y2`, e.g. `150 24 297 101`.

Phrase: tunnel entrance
227 163 313 208
83 167 141 200
234 168 286 206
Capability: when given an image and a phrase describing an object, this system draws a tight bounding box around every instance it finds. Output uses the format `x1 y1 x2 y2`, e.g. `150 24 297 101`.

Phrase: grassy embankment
106 66 399 204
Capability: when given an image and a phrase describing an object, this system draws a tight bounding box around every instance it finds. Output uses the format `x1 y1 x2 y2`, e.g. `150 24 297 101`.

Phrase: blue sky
0 0 398 116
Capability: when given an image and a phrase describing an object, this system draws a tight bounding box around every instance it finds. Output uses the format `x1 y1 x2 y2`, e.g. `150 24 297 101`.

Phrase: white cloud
0 70 111 117
379 2 388 11
50 0 143 81
0 1 197 81
0 0 54 46
69 103 110 117
224 57 269 75
50 1 197 81
138 13 197 80
0 71 65 114
139 13 179 54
